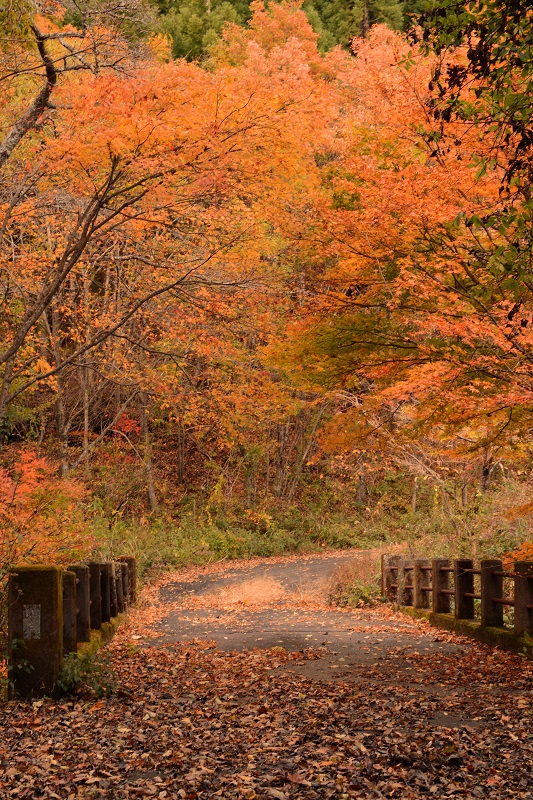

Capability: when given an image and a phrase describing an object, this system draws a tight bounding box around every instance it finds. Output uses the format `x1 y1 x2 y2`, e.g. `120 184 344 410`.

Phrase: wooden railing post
118 556 137 603
396 557 406 606
414 559 431 609
121 563 130 610
432 558 451 613
100 562 111 623
455 559 475 619
403 561 414 606
382 555 400 602
480 559 504 627
514 561 533 637
109 562 118 618
116 563 125 613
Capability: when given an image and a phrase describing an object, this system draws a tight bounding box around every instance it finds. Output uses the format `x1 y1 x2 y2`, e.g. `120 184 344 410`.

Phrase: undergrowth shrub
362 478 533 563
57 651 116 697
88 507 383 578
327 553 382 607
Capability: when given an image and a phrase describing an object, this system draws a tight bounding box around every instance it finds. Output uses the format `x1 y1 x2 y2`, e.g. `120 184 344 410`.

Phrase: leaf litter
1 553 532 799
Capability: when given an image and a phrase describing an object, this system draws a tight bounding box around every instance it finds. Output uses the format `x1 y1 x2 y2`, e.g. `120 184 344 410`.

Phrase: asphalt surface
147 552 468 684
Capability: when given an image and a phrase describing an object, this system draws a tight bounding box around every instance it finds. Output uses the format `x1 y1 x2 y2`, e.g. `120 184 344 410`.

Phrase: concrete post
382 555 397 601
432 558 451 614
115 563 125 613
121 563 130 610
62 570 77 655
514 561 533 636
402 561 414 606
8 566 63 698
481 559 504 628
455 559 475 619
68 565 90 642
100 562 111 623
88 562 102 629
396 558 407 606
109 562 118 618
118 556 137 603
414 559 431 609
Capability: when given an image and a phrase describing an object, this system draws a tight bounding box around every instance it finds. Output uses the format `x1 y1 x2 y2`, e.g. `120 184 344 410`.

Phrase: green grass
88 509 381 579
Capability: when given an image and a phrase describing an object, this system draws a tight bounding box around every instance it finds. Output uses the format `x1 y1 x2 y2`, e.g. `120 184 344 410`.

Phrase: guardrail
382 555 533 654
7 557 137 698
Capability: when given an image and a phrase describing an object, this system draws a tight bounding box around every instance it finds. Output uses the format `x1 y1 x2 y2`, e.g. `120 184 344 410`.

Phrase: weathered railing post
109 562 118 618
68 565 90 642
89 562 102 629
100 562 112 623
382 555 400 599
118 556 137 603
121 562 130 610
116 563 125 613
414 559 431 609
403 561 414 606
455 559 475 619
432 558 451 613
514 561 533 636
480 559 504 628
8 566 63 698
62 570 78 655
395 557 406 606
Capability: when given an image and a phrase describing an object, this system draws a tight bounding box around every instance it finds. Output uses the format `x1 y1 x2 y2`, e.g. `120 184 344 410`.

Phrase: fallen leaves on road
0 636 532 799
1 552 532 798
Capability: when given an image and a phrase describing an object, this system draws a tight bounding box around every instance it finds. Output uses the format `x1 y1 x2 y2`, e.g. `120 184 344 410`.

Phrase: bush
327 553 382 607
57 651 116 697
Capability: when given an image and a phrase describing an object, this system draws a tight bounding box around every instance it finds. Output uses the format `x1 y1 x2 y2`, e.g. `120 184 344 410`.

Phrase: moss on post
8 565 63 698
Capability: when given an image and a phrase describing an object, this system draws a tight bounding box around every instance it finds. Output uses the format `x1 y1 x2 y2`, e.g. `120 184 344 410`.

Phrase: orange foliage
0 450 91 567
279 24 533 464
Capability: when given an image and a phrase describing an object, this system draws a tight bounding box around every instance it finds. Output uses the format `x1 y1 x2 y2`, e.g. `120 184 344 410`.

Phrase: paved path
146 551 467 688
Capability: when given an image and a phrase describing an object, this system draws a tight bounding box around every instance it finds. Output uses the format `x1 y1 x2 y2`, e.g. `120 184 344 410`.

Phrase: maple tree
2 0 533 572
276 19 533 481
153 0 419 60
1 0 346 521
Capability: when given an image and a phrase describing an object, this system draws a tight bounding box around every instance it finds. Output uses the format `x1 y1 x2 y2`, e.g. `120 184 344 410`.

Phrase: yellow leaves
35 357 52 374
146 33 172 63
35 358 58 390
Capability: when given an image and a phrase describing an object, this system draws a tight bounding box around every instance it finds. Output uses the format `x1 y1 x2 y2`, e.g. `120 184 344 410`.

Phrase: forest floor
1 550 532 798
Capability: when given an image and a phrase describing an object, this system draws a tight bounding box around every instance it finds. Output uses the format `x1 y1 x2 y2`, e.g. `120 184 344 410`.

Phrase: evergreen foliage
152 0 422 60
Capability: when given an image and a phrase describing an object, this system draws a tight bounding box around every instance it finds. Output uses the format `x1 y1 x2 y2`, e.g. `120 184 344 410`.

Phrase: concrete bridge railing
382 555 533 656
7 557 136 698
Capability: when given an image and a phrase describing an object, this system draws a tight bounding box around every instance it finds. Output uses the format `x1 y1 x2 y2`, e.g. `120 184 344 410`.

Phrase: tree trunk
139 392 159 514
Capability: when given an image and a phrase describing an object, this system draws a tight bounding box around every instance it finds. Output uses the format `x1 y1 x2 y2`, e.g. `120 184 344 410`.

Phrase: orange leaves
276 22 533 460
0 450 91 565
0 0 349 472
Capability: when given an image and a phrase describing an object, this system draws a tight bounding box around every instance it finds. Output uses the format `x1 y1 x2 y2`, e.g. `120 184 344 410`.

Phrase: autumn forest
2 0 533 626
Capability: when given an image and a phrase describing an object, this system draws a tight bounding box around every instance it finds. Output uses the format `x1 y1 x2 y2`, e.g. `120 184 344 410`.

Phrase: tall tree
277 23 533 460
